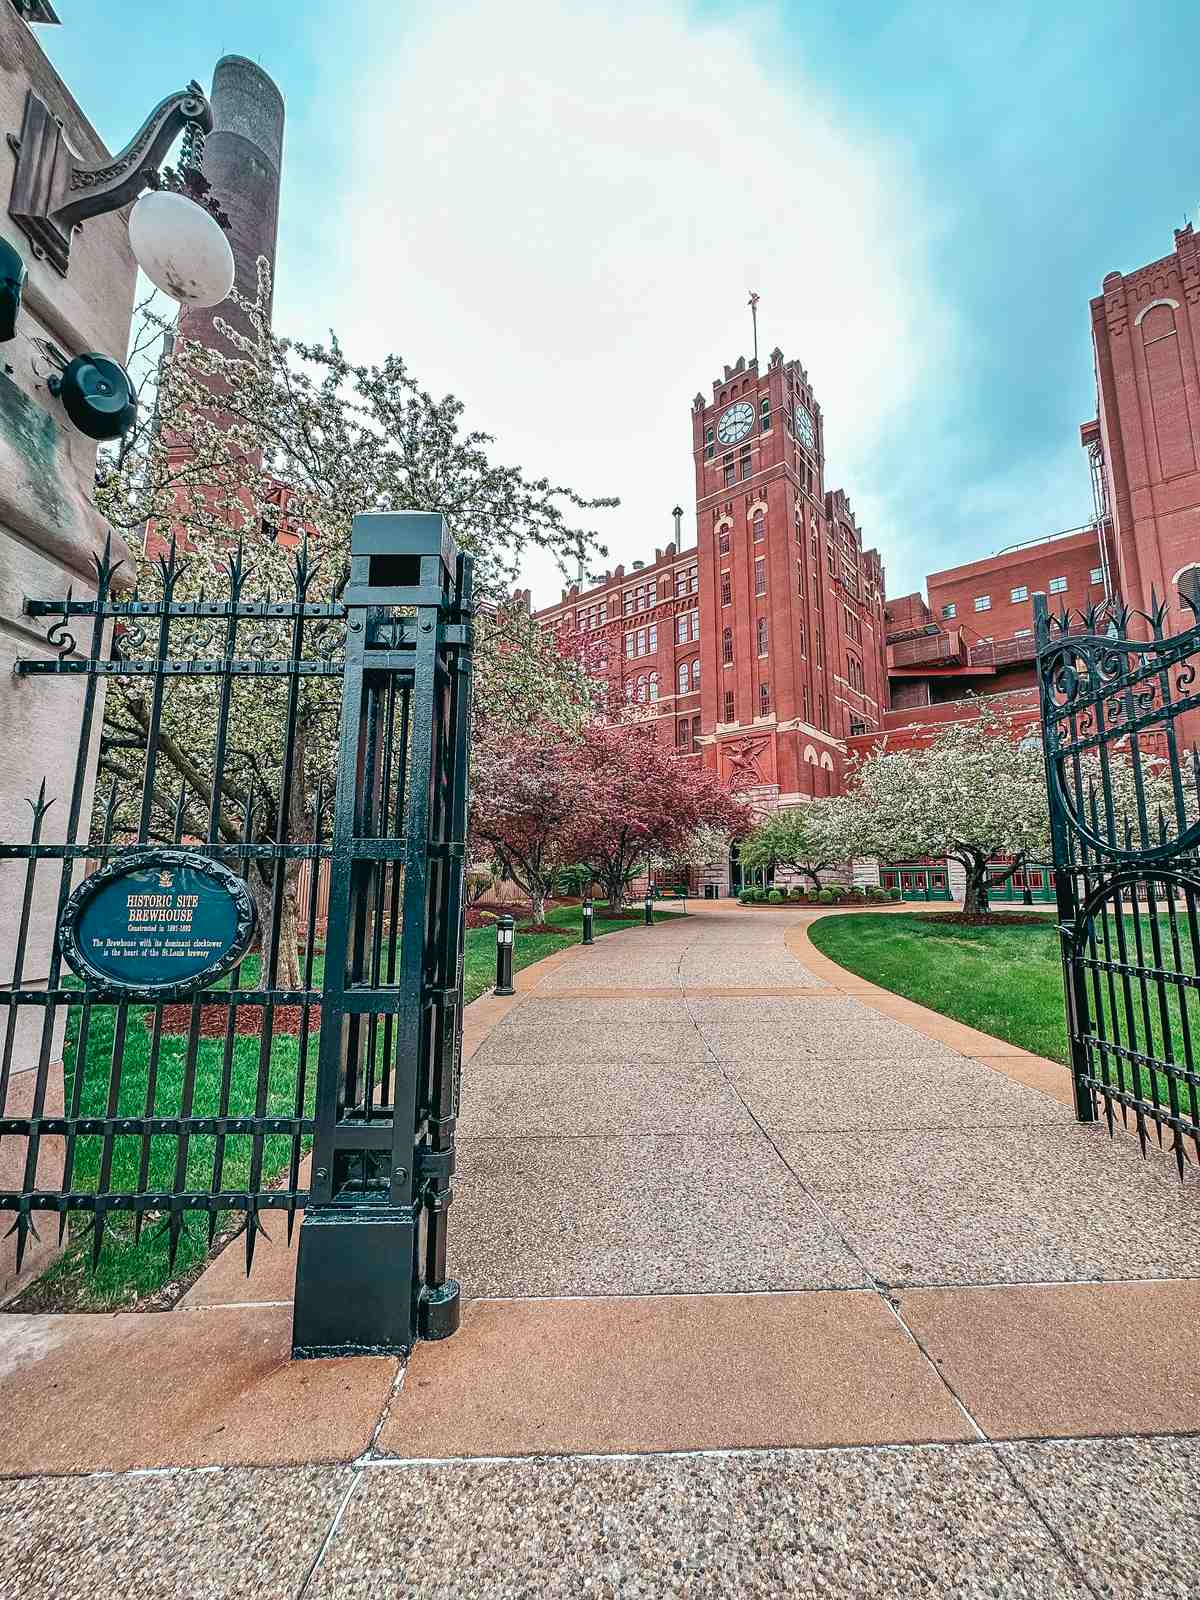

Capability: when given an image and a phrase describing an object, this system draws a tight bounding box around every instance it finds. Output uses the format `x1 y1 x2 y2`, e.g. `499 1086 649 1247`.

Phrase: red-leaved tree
469 723 584 922
564 723 750 909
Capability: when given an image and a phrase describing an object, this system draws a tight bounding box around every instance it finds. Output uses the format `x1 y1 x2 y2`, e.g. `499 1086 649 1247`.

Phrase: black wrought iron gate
0 510 472 1356
1036 577 1200 1174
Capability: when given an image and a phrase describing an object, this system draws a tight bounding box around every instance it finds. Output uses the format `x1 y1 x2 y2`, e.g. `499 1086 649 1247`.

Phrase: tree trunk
249 865 302 988
962 864 990 917
530 885 547 923
802 868 822 891
605 869 628 911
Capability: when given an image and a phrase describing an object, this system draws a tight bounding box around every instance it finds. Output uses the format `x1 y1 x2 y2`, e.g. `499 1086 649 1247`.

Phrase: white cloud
310 0 951 604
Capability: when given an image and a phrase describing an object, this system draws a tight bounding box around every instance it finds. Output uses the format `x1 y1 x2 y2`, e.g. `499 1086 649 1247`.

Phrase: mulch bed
921 912 1049 927
145 1003 319 1038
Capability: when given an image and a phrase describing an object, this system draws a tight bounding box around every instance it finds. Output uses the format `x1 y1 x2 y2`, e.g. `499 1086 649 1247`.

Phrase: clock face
795 404 816 449
716 401 755 445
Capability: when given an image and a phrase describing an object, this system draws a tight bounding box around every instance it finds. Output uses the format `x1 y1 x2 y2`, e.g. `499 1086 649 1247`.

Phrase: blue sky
36 1 1200 603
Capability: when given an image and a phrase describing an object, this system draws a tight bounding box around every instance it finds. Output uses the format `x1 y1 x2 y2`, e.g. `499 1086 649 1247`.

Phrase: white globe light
128 189 235 308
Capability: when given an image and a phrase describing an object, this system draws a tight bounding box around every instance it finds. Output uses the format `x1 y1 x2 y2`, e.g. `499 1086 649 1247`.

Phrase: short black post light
495 914 515 995
581 898 594 945
1022 876 1034 907
643 893 654 927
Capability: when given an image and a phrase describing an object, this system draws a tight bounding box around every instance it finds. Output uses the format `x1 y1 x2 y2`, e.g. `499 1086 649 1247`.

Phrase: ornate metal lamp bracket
7 81 213 275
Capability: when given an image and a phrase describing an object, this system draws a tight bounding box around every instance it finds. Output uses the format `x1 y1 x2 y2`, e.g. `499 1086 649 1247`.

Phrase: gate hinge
416 1146 455 1185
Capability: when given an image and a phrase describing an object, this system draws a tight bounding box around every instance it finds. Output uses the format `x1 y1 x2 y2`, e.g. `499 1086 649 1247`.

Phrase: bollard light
582 899 594 945
643 894 654 927
494 914 515 996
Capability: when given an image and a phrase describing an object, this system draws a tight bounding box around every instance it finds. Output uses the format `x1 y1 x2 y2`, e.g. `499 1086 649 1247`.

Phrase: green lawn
23 901 646 1310
808 913 1073 1062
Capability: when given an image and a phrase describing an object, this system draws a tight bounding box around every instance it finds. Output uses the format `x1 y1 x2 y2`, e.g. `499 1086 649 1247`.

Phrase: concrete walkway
2 904 1200 1598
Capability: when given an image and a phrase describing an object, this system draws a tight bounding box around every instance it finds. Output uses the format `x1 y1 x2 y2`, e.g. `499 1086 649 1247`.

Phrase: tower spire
748 290 760 364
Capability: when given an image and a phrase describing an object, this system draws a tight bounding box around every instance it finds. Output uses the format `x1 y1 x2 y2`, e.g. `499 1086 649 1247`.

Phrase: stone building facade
0 3 141 1295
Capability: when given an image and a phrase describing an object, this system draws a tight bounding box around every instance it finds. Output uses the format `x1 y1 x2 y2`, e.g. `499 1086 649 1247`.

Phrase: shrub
847 886 865 901
817 888 835 903
867 886 888 901
737 889 756 904
889 887 902 900
788 886 806 901
767 889 784 903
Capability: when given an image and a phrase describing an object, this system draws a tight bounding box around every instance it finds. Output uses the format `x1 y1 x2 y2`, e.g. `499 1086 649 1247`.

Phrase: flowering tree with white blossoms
93 263 616 980
826 706 1173 917
737 804 843 892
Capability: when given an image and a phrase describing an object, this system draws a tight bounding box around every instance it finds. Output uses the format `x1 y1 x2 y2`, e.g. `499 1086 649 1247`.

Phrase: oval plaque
59 850 257 998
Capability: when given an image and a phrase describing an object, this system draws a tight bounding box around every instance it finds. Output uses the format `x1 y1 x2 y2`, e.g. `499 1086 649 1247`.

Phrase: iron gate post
293 512 474 1357
581 899 594 944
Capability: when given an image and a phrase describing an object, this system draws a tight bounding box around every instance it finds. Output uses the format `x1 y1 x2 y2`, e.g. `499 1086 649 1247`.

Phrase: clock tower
692 346 886 805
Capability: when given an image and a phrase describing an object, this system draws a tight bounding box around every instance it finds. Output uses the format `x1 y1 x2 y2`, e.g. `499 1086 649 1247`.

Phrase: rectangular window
675 571 686 597
739 448 752 481
1048 575 1068 594
1090 567 1104 584
1013 627 1033 638
941 603 956 619
759 681 771 717
760 395 771 431
677 614 687 645
690 610 700 641
648 624 657 651
691 717 700 753
625 633 634 658
803 684 811 721
623 591 634 616
721 571 732 606
599 604 607 624
718 529 730 556
723 457 736 487
676 719 689 750
1010 585 1029 603
636 628 646 655
815 626 823 668
797 566 804 598
818 693 826 729
722 628 734 665
826 542 835 577
754 557 766 596
688 569 698 593
723 689 735 723
798 621 806 656
756 617 768 655
974 594 991 612
849 718 867 736
704 426 714 460
752 510 765 542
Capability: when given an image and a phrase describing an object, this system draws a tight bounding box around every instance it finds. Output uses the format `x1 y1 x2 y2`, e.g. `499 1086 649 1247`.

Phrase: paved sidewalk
2 904 1199 1598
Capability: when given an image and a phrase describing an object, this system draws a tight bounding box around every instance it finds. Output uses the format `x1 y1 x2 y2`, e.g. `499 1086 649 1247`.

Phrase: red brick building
878 217 1200 739
531 348 888 887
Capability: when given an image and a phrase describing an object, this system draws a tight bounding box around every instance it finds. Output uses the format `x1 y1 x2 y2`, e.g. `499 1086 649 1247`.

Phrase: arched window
752 509 765 543
637 674 647 703
722 627 733 666
648 671 659 701
678 661 689 696
691 658 701 691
